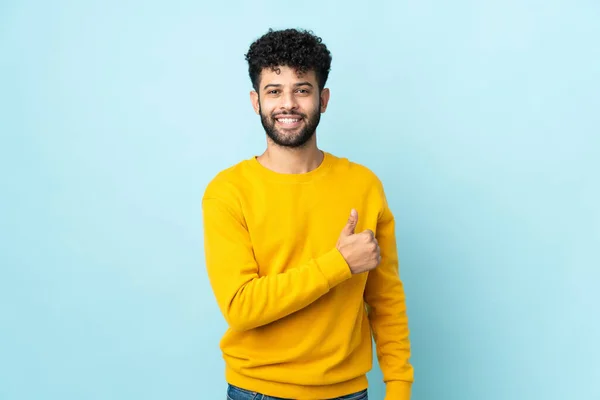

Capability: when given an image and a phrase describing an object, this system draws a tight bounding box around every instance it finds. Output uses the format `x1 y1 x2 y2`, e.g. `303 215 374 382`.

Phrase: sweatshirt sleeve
202 192 352 332
363 183 414 399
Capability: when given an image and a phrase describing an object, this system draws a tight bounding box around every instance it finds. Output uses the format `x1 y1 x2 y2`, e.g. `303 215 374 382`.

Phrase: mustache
272 111 306 118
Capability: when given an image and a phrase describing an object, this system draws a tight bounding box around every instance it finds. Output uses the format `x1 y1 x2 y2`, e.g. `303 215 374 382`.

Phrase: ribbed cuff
315 248 352 289
385 381 412 400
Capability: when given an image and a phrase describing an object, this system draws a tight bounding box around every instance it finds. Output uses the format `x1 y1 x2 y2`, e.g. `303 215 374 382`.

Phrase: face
250 66 330 148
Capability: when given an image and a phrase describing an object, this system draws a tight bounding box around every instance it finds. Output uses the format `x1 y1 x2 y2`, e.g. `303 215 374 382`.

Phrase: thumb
341 209 358 236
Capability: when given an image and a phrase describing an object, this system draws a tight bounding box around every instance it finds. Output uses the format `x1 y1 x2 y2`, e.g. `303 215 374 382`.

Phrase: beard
259 103 321 148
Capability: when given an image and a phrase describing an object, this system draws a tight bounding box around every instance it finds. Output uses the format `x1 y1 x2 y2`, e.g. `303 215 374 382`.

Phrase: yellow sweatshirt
202 152 413 399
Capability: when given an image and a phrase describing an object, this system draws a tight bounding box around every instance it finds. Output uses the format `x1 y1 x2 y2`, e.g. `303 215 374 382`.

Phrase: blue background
1 1 598 399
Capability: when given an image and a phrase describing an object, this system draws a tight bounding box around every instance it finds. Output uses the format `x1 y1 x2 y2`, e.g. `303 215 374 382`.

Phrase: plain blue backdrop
1 1 598 399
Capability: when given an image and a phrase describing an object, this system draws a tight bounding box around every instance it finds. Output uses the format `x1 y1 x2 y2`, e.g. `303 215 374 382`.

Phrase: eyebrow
262 82 314 90
294 82 314 88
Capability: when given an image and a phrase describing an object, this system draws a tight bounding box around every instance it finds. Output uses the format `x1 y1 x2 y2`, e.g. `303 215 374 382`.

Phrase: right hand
336 209 381 274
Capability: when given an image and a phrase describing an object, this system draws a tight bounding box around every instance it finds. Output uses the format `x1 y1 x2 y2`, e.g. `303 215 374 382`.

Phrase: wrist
385 381 412 400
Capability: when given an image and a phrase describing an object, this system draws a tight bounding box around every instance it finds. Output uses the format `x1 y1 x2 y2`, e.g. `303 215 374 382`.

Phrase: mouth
274 115 303 128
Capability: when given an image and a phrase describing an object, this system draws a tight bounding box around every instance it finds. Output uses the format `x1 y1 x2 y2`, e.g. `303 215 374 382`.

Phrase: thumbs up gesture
336 209 381 274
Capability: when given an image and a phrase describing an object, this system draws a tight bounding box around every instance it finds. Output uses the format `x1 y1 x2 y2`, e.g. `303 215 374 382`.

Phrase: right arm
202 196 352 332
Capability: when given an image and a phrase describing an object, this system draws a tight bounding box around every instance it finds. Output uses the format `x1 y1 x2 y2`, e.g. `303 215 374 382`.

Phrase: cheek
259 100 276 115
303 99 321 113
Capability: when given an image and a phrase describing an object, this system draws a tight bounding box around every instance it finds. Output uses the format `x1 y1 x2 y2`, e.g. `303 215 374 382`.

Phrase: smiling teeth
279 118 299 123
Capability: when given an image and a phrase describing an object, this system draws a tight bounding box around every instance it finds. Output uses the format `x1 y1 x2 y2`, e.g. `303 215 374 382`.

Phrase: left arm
364 186 414 399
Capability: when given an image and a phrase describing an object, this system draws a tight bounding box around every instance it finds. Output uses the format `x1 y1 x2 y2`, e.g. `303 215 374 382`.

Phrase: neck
257 136 324 174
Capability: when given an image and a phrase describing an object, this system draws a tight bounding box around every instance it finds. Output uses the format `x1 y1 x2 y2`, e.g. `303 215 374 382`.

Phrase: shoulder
328 152 385 190
202 158 250 202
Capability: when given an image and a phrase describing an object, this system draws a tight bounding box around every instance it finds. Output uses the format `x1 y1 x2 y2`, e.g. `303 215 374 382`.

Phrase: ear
319 88 331 113
250 90 260 115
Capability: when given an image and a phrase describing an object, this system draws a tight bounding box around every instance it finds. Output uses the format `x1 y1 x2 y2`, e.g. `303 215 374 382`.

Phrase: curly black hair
245 28 332 92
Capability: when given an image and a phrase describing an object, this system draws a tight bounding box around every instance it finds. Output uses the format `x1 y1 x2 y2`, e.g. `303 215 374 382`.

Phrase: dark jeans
226 384 368 400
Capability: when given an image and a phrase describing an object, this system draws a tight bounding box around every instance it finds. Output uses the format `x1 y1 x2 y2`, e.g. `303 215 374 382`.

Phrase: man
202 28 414 400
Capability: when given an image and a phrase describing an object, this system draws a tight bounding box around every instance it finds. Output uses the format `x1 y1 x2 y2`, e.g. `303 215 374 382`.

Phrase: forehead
259 66 317 88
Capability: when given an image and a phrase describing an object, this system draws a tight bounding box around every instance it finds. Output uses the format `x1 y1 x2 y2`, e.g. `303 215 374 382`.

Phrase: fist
336 209 381 274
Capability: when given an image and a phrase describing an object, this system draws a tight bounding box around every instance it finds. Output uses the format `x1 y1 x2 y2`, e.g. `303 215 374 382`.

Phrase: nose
279 91 298 111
